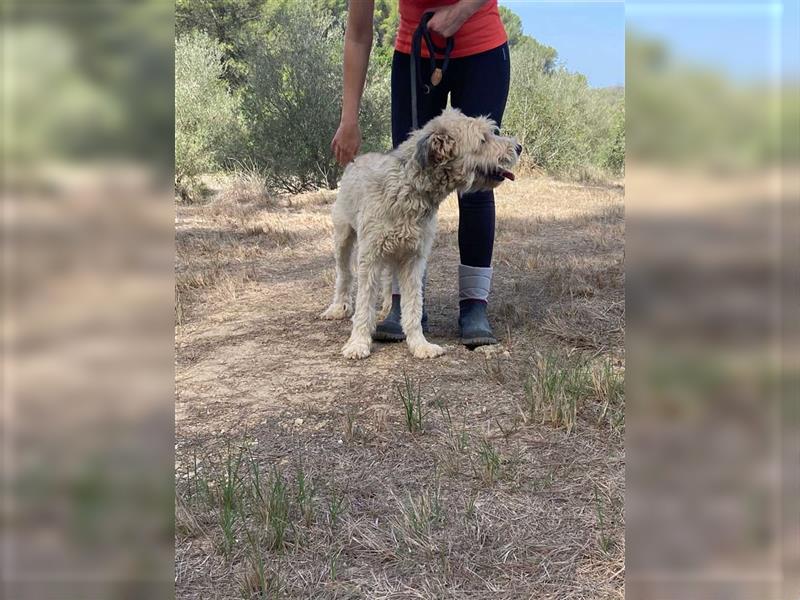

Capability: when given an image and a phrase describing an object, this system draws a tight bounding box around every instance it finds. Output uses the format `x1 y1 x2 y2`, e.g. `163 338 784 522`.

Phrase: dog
321 108 520 359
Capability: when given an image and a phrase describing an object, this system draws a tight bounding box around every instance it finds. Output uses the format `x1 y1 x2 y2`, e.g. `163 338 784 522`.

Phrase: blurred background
2 0 175 597
626 0 798 598
2 0 799 598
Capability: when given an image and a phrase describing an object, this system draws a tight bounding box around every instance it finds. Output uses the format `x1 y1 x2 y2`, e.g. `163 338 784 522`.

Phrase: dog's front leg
398 259 444 359
342 258 380 359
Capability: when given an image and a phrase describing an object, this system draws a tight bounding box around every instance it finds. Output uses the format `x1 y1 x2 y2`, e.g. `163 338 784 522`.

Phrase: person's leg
449 43 511 346
375 51 449 341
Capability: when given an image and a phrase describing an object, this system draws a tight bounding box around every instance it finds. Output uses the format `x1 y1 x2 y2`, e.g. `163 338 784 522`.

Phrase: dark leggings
391 43 510 268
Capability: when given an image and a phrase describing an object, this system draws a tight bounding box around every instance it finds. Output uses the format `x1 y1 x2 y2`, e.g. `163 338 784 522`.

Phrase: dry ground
175 173 625 599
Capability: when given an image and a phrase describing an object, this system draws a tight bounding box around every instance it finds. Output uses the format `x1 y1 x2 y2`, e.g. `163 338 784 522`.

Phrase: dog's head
413 108 521 194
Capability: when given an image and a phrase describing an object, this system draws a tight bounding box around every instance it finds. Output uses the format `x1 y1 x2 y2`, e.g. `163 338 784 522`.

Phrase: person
331 0 510 347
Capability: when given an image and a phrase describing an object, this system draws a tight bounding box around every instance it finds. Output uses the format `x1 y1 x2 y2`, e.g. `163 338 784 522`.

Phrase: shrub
601 102 625 175
174 2 625 188
175 31 240 200
504 39 624 178
238 4 390 193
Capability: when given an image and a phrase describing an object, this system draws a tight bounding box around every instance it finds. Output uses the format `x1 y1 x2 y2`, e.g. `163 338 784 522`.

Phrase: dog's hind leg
320 223 356 320
398 259 444 359
342 255 380 359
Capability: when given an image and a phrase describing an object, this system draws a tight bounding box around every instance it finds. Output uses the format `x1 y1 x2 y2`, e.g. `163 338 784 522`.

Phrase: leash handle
410 12 455 129
419 12 455 58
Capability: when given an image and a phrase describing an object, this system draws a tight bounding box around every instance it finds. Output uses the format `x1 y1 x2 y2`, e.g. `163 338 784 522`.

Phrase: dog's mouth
480 167 515 182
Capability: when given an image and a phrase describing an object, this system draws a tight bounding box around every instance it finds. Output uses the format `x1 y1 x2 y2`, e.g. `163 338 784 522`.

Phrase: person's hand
427 3 469 38
331 120 361 166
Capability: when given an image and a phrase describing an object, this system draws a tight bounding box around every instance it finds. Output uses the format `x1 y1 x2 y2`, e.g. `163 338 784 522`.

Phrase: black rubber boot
373 295 428 342
458 299 497 347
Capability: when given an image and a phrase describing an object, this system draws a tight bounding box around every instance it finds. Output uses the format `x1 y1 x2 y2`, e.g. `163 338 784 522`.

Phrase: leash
409 11 454 129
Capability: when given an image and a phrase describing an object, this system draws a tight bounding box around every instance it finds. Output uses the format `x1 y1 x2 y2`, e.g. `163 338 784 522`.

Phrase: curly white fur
321 109 519 359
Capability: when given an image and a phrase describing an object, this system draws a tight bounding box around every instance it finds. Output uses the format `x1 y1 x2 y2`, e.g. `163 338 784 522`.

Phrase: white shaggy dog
321 108 520 359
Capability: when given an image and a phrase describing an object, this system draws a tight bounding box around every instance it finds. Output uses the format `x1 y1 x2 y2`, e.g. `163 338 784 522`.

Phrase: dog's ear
415 131 456 168
415 133 431 168
428 131 456 164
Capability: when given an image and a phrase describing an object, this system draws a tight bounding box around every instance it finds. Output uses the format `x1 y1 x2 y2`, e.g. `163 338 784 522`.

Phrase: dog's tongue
501 169 515 181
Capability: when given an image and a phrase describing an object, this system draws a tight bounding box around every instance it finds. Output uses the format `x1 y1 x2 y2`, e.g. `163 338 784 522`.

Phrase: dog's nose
515 144 523 156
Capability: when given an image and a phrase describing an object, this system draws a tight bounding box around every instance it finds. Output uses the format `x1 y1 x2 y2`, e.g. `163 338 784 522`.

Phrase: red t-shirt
395 0 508 59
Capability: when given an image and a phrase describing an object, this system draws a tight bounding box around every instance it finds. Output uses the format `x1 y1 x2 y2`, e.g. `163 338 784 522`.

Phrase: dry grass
175 174 625 598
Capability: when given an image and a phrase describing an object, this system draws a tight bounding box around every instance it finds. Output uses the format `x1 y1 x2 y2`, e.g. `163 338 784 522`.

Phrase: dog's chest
359 180 438 258
375 213 435 258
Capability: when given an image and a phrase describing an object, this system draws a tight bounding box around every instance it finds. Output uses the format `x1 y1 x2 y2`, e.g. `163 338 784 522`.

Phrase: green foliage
500 9 622 177
518 36 559 75
176 0 265 87
175 31 241 200
373 0 401 65
499 6 524 49
326 487 347 529
7 26 122 163
783 85 800 162
626 30 785 168
173 2 626 189
8 1 173 165
238 6 344 191
475 439 501 485
592 358 625 435
524 353 625 435
501 11 622 177
524 352 592 434
237 4 389 192
397 373 426 433
265 468 290 551
505 39 624 177
395 485 445 543
218 443 245 556
294 463 316 527
602 100 626 174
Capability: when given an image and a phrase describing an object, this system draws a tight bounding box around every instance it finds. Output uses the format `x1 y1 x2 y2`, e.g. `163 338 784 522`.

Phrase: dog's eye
493 127 501 136
481 138 487 144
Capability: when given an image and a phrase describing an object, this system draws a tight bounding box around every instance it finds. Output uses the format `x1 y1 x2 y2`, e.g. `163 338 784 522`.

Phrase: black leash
409 12 454 129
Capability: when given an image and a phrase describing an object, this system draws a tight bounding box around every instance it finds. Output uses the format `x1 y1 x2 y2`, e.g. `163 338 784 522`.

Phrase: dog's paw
320 303 352 320
410 342 445 359
342 339 372 359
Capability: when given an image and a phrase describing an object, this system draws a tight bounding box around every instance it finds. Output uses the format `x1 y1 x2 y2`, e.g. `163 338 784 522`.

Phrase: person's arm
428 0 489 38
331 0 374 167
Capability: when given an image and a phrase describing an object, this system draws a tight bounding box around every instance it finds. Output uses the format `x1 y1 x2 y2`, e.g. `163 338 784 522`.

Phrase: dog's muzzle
479 167 515 182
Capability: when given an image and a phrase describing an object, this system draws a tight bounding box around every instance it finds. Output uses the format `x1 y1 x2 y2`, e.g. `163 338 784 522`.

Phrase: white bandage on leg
459 264 493 302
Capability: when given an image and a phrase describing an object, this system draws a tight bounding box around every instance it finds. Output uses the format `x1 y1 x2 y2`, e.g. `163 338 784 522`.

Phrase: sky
499 0 625 88
499 1 799 87
626 1 799 84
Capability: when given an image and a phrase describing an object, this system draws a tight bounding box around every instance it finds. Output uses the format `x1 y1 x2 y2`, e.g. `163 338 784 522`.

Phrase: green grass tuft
475 439 502 485
397 372 426 433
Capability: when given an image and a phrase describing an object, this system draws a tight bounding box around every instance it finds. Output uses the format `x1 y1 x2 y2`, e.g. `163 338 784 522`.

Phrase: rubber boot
373 294 429 342
458 300 497 347
458 265 497 347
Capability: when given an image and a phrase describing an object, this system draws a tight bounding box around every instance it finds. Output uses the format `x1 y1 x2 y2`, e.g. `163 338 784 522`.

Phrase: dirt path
175 176 625 599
